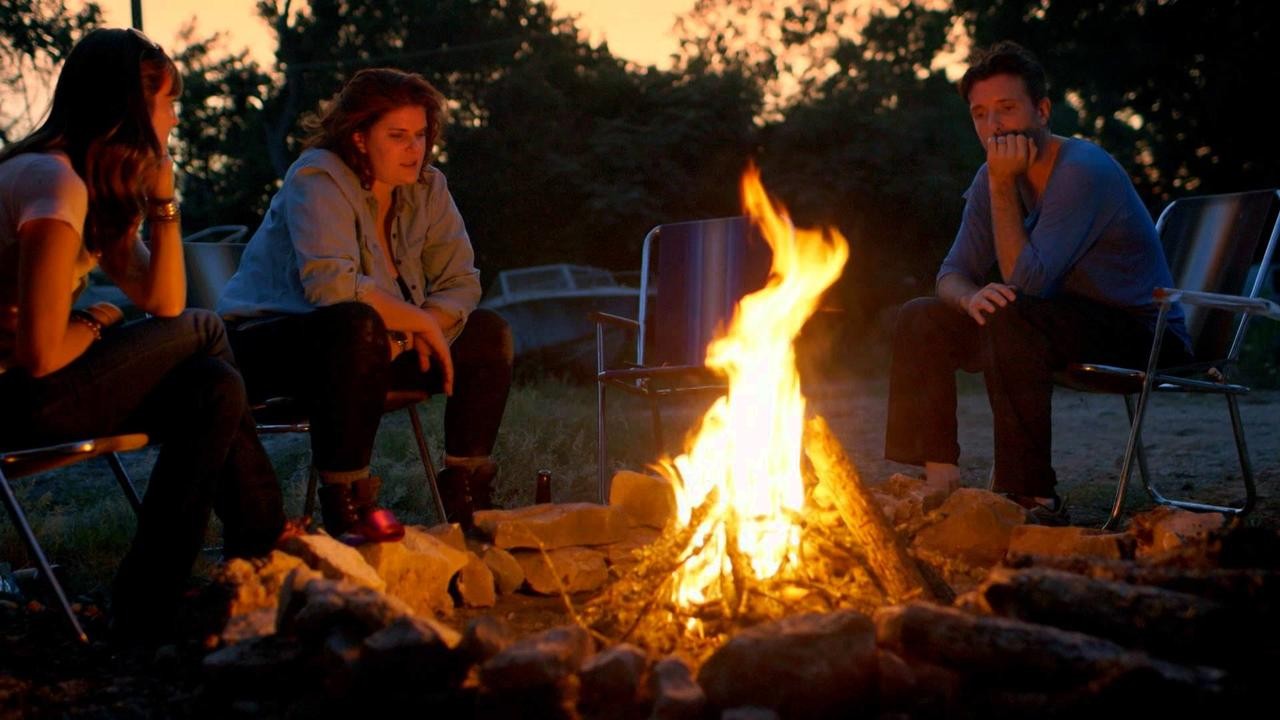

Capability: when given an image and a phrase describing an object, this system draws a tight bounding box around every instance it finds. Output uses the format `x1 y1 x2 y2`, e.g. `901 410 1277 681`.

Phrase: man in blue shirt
884 41 1191 524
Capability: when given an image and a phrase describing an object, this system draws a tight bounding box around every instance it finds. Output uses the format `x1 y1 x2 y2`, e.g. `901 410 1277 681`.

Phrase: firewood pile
197 431 1276 718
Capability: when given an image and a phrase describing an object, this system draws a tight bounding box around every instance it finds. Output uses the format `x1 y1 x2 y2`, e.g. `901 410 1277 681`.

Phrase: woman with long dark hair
0 28 286 638
219 68 512 540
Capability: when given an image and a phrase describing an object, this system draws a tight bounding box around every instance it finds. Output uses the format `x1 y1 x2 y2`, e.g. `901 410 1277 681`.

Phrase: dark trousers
0 310 285 620
227 303 514 473
884 293 1191 497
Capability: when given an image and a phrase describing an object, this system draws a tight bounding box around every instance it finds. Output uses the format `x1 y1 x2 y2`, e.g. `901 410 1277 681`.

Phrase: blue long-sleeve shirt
938 137 1189 348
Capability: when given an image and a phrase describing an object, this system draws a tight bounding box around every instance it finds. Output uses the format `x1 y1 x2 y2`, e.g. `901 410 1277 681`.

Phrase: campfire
584 167 937 657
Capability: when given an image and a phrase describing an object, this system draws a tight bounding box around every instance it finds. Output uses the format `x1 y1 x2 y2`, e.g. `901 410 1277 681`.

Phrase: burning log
803 415 939 603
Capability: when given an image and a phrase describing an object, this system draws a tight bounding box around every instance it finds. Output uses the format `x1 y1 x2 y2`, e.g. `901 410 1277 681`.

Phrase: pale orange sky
88 0 695 69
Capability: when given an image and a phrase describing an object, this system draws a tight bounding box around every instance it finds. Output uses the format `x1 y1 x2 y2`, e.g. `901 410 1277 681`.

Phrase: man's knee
894 297 957 344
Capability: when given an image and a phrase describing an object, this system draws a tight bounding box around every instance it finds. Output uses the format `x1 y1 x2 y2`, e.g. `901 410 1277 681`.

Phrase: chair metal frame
182 238 447 523
1 434 147 642
593 216 771 502
1055 189 1280 529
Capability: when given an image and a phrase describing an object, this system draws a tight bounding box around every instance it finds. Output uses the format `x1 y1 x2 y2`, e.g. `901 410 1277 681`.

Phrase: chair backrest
1157 189 1280 363
638 216 772 367
184 240 246 311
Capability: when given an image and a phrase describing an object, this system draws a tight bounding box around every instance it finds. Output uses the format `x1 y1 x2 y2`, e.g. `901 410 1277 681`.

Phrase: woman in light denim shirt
218 68 513 541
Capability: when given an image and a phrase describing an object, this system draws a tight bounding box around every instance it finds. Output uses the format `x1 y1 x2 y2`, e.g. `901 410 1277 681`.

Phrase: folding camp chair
182 238 448 523
593 216 772 501
1 433 147 642
1055 188 1280 529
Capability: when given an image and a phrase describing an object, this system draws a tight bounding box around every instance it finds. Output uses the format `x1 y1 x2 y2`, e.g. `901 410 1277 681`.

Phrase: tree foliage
954 0 1280 204
0 0 102 143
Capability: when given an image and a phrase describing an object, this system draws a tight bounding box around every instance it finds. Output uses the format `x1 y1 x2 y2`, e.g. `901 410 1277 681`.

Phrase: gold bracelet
70 309 103 341
147 198 181 223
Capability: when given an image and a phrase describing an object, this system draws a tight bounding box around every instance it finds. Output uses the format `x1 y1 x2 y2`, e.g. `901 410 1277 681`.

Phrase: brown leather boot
318 482 360 538
436 466 475 530
467 461 500 512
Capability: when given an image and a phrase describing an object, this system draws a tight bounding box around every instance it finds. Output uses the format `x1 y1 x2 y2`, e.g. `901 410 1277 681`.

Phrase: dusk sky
87 0 695 68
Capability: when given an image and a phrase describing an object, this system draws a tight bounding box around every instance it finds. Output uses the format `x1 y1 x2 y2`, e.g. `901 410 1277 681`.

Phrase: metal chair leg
106 452 143 516
0 469 87 644
405 405 446 523
1123 394 1154 496
1140 392 1256 517
303 465 319 520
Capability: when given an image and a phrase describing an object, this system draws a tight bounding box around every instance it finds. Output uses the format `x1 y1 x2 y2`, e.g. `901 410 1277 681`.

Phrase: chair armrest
1155 288 1280 320
590 311 640 331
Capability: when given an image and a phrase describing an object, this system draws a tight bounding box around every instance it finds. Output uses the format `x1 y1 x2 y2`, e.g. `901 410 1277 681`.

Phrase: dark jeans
227 303 513 473
0 310 285 620
884 293 1192 497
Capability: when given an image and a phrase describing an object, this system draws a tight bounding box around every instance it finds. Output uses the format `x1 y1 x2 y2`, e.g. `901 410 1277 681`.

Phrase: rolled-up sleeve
419 173 481 337
285 170 377 306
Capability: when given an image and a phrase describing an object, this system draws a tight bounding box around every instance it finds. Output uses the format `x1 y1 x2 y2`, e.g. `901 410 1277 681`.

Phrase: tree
172 26 278 233
0 0 102 144
954 0 1280 203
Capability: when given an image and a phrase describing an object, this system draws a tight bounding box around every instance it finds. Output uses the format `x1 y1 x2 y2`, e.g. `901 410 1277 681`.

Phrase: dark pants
227 303 514 473
884 293 1191 497
0 310 285 621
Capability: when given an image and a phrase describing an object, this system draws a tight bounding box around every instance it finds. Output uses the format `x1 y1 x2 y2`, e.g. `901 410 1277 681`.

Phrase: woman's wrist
147 196 181 224
69 309 104 341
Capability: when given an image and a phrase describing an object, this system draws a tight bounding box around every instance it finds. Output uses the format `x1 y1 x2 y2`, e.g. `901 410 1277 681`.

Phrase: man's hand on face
964 283 1017 325
986 132 1038 183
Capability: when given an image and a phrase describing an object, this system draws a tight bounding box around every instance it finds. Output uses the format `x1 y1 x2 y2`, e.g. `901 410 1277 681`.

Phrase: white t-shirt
0 151 92 371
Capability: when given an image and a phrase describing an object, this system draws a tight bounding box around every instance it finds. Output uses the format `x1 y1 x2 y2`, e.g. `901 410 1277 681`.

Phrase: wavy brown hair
958 40 1048 105
0 28 181 256
302 68 447 189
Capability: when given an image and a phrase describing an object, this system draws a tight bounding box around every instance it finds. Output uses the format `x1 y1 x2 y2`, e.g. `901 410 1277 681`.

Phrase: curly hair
0 28 182 256
958 41 1047 105
302 68 447 190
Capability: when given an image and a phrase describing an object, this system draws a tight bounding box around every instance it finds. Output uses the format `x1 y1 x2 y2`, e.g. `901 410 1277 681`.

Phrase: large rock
456 554 497 608
697 610 878 719
475 503 628 550
609 470 676 529
1007 525 1134 560
513 547 610 595
278 534 385 592
357 615 465 693
600 527 662 572
650 656 705 720
579 643 647 714
479 625 593 691
1130 507 1229 558
912 488 1028 567
216 551 307 642
277 572 417 640
482 546 525 595
358 528 471 617
419 523 467 552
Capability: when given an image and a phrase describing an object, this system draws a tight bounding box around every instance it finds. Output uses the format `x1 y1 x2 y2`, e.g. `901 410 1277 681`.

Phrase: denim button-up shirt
218 148 480 342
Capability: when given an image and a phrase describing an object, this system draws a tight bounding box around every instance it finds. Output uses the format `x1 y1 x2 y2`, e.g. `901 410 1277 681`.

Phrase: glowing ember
660 164 850 613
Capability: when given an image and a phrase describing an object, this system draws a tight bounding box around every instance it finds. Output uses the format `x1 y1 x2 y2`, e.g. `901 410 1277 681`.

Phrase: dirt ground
809 379 1280 529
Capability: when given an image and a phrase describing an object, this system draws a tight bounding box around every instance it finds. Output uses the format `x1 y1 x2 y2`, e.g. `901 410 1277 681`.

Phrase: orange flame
662 164 849 612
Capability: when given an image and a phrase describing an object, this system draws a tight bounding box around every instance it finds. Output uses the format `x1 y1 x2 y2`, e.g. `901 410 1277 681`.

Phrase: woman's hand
410 315 454 396
151 150 176 200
